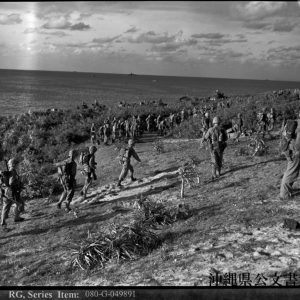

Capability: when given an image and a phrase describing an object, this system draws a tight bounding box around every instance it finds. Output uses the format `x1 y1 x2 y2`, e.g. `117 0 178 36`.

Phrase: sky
0 1 299 81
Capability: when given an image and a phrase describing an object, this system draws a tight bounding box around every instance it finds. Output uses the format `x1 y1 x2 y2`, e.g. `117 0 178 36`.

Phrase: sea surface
0 69 299 116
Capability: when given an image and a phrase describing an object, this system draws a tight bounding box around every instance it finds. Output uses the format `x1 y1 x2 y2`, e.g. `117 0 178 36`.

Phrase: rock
253 251 260 258
271 250 281 256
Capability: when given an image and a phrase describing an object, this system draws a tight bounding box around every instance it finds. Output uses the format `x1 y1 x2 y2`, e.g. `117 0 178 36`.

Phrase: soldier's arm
131 148 141 162
202 128 211 143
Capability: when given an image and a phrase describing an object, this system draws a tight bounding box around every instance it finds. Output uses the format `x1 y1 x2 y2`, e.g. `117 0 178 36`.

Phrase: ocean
0 69 299 116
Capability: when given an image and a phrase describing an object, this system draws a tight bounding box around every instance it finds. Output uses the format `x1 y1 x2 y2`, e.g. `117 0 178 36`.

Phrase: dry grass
1 131 300 286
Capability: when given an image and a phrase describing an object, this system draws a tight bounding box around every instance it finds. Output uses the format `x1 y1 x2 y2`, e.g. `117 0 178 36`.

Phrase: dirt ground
1 131 300 286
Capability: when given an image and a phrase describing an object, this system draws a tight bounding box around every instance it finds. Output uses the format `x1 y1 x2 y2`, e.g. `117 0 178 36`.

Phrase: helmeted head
237 113 241 118
205 112 209 118
8 158 17 170
128 139 135 147
212 116 220 125
89 145 97 154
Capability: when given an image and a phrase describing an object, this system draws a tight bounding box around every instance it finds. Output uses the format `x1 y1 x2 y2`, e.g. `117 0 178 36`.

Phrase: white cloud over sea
0 1 299 81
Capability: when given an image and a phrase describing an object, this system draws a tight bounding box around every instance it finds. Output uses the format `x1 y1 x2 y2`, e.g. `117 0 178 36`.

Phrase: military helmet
205 112 209 118
212 116 220 125
128 139 135 146
89 145 97 153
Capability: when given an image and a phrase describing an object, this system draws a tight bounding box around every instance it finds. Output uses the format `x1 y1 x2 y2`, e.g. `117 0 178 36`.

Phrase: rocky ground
1 131 300 286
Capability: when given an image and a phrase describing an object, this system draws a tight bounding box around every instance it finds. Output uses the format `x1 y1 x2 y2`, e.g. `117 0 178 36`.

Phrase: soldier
202 116 228 180
117 139 141 187
90 123 96 144
169 112 175 128
180 108 186 124
1 158 25 231
80 145 98 200
156 114 161 131
235 113 244 142
201 112 212 137
103 120 111 145
111 120 117 143
146 114 152 132
267 108 275 131
256 112 268 139
98 125 104 142
56 150 77 212
279 114 300 200
125 119 130 137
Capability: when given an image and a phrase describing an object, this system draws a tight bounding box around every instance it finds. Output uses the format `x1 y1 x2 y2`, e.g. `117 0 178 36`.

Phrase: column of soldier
0 105 281 232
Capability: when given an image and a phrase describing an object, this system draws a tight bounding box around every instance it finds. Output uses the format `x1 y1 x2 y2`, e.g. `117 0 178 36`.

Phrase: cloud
243 21 270 30
191 33 226 39
272 20 297 32
243 19 297 32
151 41 194 53
92 35 122 44
0 13 22 25
125 26 139 33
42 16 71 29
128 31 178 44
70 22 90 31
191 32 247 46
266 45 300 65
235 2 288 20
24 27 68 37
42 15 90 30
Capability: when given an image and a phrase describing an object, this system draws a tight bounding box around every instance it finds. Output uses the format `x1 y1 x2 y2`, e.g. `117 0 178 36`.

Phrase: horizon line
1 68 300 84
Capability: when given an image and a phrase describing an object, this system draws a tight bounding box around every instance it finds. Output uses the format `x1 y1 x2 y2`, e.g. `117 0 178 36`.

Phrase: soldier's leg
1 198 12 226
65 186 75 211
128 164 136 181
57 190 67 209
13 200 22 222
280 154 300 199
210 151 217 179
57 180 67 209
118 163 129 185
80 173 92 198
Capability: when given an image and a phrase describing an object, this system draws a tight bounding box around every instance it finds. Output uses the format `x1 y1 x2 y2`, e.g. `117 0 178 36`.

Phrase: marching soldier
1 158 25 231
56 150 77 212
117 139 141 187
80 145 98 200
202 116 228 180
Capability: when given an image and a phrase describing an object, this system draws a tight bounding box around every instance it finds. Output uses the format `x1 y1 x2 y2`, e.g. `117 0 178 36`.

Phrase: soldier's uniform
90 123 96 144
280 118 300 200
256 112 267 138
56 150 77 211
1 159 24 229
80 146 97 199
201 112 211 137
117 139 141 187
202 117 228 179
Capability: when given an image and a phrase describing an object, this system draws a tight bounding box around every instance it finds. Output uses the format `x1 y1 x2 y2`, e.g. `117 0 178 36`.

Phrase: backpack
284 119 297 140
118 147 129 165
57 160 76 179
79 151 90 166
211 127 227 151
280 120 298 153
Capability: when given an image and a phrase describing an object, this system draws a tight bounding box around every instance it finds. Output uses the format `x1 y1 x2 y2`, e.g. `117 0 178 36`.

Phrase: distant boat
128 72 136 76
